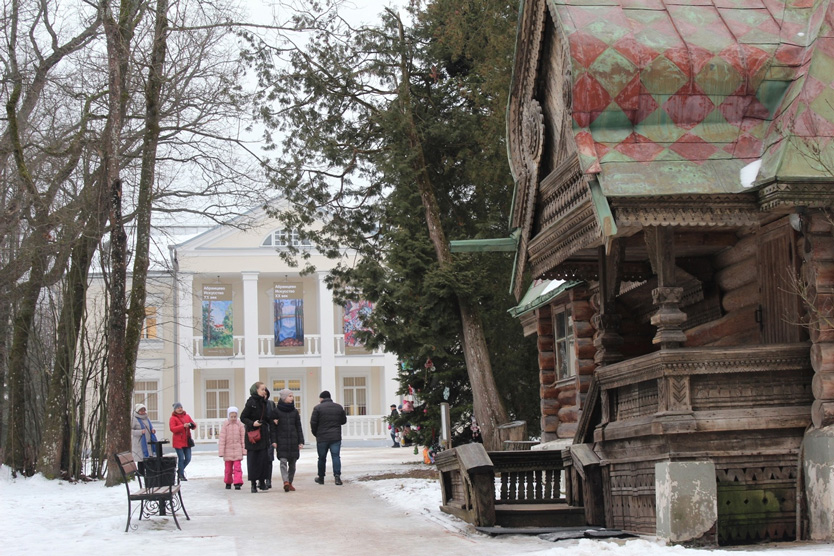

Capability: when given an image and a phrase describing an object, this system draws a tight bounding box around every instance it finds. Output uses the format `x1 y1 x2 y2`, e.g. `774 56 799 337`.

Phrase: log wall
805 211 834 428
538 304 559 443
538 286 596 442
686 233 760 348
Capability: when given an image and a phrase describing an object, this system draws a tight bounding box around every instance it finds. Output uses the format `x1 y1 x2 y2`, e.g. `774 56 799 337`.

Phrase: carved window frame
552 302 575 381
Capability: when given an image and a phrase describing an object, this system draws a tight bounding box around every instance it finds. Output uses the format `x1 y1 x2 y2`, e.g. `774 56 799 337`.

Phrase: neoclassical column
383 351 399 407
175 272 196 412
317 271 337 397
242 272 260 389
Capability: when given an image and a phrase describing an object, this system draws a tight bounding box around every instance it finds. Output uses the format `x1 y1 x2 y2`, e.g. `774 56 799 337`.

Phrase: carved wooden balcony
594 343 813 444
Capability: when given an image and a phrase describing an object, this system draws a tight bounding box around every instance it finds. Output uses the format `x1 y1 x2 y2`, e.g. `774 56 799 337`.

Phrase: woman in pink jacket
218 406 246 489
169 402 197 482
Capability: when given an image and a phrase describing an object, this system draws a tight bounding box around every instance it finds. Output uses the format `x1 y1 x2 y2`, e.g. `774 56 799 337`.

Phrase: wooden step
494 503 586 528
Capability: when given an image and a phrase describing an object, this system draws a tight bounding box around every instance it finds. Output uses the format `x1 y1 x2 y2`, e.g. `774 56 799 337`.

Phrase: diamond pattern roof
550 0 834 194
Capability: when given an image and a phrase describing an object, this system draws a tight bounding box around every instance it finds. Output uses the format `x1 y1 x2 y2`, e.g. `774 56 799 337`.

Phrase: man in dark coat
310 390 347 485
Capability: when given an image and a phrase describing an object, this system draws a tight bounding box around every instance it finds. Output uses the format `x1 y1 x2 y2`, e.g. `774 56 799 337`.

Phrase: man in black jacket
310 390 347 485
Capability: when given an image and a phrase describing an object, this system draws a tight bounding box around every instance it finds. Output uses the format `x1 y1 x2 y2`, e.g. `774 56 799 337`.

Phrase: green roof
508 280 582 318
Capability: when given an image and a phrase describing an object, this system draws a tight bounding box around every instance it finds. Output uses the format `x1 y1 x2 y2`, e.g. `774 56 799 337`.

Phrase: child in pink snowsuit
218 406 246 489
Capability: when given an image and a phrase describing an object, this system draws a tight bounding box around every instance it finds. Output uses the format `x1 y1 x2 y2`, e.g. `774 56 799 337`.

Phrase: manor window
262 229 312 248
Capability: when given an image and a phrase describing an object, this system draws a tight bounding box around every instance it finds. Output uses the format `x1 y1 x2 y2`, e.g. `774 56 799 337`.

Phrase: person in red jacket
169 402 196 481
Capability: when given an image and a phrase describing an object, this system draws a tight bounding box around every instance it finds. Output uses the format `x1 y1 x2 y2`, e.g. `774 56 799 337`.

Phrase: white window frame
135 359 164 423
133 380 161 422
141 305 160 340
202 370 235 419
262 229 312 249
341 372 371 417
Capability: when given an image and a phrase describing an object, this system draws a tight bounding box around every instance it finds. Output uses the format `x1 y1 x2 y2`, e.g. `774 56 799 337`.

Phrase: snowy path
1 447 831 555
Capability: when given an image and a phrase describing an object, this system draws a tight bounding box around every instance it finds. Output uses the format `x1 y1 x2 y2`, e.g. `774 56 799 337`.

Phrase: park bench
113 451 190 532
435 443 584 528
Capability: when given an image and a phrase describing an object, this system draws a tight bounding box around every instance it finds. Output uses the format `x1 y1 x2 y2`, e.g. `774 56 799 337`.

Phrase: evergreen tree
248 0 538 447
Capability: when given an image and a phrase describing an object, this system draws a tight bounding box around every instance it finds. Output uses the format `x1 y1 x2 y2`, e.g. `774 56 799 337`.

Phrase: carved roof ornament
513 99 547 300
522 100 545 173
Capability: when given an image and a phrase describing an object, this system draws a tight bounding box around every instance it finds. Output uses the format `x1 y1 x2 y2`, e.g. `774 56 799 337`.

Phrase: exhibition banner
202 284 233 356
344 300 373 354
274 283 304 353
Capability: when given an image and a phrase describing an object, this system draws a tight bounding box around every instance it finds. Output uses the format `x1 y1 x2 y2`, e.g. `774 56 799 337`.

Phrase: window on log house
758 219 804 344
554 305 575 380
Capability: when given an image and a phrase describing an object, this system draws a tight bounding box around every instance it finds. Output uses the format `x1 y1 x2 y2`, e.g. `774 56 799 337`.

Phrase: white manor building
131 206 398 445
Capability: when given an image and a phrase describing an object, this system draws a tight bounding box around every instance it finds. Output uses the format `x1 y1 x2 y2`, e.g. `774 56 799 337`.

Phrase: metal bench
113 451 190 532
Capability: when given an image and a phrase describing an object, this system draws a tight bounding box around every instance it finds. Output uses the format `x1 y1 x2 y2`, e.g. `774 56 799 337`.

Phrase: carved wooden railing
489 450 563 505
435 444 566 527
435 444 496 526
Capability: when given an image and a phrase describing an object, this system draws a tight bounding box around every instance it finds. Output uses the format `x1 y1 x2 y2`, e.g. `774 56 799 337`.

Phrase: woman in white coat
131 403 157 476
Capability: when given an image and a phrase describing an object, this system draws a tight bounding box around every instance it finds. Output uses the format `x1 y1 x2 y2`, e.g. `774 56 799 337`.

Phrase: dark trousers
316 440 342 478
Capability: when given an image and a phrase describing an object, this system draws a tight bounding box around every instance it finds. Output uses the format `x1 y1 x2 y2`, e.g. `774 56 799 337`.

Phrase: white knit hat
134 403 146 413
227 406 239 417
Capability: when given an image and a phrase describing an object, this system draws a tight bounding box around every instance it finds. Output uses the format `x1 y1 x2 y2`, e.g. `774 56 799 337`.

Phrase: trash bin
144 456 177 488
143 455 178 515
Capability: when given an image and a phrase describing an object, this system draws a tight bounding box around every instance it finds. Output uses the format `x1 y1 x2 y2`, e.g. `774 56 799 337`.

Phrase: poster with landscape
274 283 304 354
202 284 233 356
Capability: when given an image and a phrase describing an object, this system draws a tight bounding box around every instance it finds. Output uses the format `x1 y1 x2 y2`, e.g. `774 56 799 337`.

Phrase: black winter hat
319 390 331 399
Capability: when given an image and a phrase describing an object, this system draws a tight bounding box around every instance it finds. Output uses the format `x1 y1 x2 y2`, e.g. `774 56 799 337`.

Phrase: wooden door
757 219 803 344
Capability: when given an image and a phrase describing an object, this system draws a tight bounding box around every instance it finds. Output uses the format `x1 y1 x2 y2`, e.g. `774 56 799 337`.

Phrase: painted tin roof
507 279 582 317
550 0 834 195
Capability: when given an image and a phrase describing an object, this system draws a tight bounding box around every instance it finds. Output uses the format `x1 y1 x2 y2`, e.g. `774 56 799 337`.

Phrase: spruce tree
249 0 538 448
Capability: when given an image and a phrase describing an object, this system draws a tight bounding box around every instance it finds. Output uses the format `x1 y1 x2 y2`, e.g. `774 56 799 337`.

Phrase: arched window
262 229 312 248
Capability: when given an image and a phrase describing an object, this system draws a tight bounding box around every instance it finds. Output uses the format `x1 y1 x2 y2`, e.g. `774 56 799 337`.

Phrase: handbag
246 403 265 444
187 436 195 448
247 428 261 444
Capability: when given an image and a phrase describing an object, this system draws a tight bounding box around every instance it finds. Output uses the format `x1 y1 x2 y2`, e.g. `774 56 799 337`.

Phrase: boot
225 483 232 490
258 480 267 490
334 475 343 486
283 481 291 492
287 483 296 491
251 481 258 493
314 476 324 485
234 484 242 490
265 479 272 489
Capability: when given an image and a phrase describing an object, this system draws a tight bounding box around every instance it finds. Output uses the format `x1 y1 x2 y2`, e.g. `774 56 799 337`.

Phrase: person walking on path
218 406 246 490
310 390 347 485
169 402 197 481
271 388 304 491
241 381 271 493
387 404 399 448
131 403 157 476
264 391 276 490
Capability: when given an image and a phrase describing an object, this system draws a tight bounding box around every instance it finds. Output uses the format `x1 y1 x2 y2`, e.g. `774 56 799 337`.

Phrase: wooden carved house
507 0 834 545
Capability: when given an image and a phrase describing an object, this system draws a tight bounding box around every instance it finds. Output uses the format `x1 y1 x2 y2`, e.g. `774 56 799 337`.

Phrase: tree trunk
125 0 169 379
392 12 509 450
37 200 107 478
101 0 139 486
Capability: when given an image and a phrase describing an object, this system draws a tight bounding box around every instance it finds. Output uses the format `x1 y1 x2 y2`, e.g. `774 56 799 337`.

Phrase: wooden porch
434 444 584 528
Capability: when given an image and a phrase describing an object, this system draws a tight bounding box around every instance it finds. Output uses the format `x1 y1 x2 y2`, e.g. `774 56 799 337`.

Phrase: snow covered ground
1 446 831 556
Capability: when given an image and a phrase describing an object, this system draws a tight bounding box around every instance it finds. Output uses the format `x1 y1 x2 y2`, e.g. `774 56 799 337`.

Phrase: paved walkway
178 446 550 555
